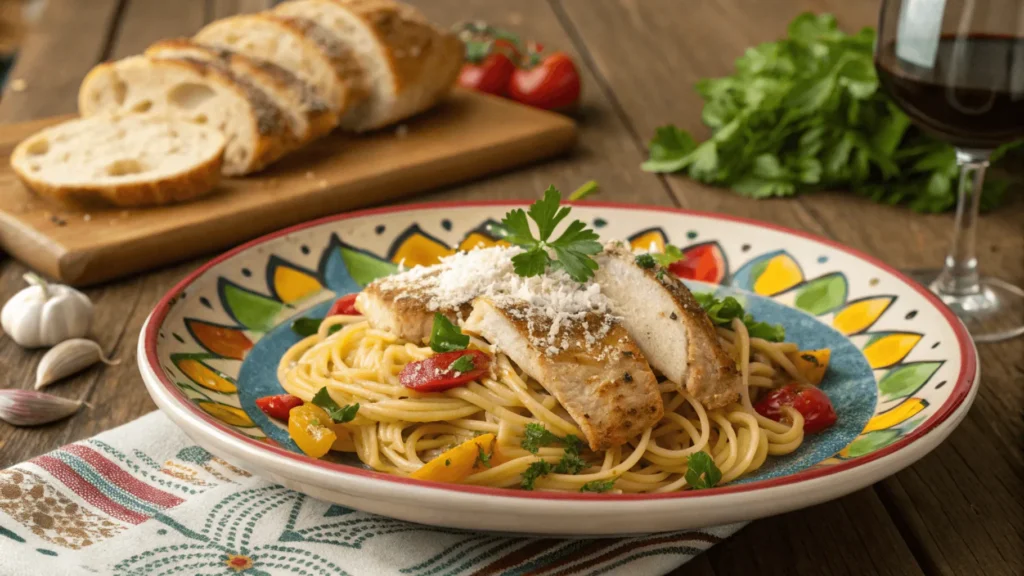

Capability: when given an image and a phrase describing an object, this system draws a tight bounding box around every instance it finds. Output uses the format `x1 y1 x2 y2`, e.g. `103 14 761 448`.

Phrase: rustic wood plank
108 0 207 59
0 0 122 121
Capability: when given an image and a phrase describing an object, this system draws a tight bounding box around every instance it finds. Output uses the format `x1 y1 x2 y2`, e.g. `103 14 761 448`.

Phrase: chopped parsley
521 423 562 453
685 451 722 490
475 445 492 469
653 244 685 267
501 186 602 282
521 460 553 490
580 479 616 493
655 269 666 281
430 313 469 353
693 292 786 342
444 459 451 467
311 387 359 423
448 354 476 373
568 179 599 201
634 253 656 269
291 317 343 337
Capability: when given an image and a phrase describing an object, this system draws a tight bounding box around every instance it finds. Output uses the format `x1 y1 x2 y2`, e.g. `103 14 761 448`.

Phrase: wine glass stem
934 149 990 297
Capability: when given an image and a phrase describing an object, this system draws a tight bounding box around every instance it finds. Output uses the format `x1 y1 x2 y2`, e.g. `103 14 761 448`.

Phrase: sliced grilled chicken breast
464 297 663 451
354 271 469 344
595 242 740 410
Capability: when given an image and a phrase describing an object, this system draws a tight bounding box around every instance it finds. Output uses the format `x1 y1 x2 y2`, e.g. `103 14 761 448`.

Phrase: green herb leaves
642 12 1017 213
521 422 562 454
653 245 685 267
519 423 588 489
580 479 616 493
311 387 359 424
634 253 656 269
448 354 476 373
685 451 722 490
430 314 469 353
501 186 602 282
694 292 786 342
521 461 552 490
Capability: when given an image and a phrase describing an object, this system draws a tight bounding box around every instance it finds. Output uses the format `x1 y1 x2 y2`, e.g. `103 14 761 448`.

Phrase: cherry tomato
507 52 581 111
754 383 837 434
288 403 337 458
327 293 359 316
255 394 304 421
459 51 516 95
399 350 492 392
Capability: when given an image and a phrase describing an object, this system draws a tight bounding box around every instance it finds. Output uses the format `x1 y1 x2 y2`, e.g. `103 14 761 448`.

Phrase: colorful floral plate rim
140 201 977 505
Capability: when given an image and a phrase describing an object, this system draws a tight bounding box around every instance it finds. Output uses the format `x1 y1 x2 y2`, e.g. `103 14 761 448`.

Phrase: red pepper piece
255 394 305 421
399 350 492 392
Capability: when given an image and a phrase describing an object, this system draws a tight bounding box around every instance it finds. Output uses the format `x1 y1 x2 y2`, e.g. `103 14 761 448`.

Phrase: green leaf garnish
448 354 476 373
291 318 342 337
311 387 359 423
641 12 1018 212
685 451 722 490
430 313 469 353
475 445 491 469
553 435 587 475
520 460 553 490
521 423 563 454
501 187 602 282
653 244 684 267
694 293 786 342
569 180 599 201
580 479 616 493
634 253 656 269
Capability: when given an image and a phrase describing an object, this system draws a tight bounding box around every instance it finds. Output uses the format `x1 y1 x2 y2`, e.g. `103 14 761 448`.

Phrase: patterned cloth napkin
0 412 743 576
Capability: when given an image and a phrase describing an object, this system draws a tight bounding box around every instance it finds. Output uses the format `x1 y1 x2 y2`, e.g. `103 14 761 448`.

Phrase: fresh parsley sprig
448 354 476 373
685 451 722 490
430 313 469 353
501 186 602 282
694 292 786 342
311 387 359 424
580 479 616 493
521 460 553 490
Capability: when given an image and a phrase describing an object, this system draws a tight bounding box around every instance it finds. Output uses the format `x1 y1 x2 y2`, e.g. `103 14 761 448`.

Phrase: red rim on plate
143 201 977 501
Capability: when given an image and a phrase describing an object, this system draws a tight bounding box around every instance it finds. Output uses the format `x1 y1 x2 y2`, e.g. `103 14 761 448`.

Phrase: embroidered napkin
0 412 743 576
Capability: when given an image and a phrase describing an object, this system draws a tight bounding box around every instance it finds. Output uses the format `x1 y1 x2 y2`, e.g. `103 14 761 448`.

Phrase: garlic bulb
35 338 120 390
1 273 93 348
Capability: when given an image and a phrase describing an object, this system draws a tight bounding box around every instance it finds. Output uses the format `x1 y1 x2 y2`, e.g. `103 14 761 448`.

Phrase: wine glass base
904 270 1024 343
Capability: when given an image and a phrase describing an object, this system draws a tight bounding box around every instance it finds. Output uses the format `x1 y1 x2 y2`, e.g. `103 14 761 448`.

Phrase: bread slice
193 13 365 117
274 0 463 131
78 55 294 175
11 114 225 207
146 38 338 145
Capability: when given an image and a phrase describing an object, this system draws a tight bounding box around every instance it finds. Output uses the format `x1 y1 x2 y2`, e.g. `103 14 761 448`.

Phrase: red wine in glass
875 0 1024 342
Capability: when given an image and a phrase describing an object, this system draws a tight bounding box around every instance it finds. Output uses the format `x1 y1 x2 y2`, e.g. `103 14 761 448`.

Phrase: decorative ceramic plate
139 202 978 535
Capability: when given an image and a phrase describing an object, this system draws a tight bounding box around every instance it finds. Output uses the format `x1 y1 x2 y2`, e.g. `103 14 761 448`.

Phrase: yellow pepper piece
288 403 337 459
787 349 831 385
410 433 496 483
331 425 357 452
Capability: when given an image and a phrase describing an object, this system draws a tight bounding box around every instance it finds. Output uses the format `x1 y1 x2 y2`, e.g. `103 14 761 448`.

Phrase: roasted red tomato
399 350 492 392
508 52 581 111
255 394 304 421
754 384 837 433
327 293 359 316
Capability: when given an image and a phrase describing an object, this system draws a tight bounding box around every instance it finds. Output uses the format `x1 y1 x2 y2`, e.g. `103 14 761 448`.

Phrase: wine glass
875 0 1024 342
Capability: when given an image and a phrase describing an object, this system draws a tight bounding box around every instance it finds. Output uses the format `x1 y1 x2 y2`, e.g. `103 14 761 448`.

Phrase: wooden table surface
0 1 1021 574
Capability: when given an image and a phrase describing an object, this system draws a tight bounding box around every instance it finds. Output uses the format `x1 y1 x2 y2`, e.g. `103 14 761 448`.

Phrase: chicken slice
464 297 664 451
595 242 740 410
355 271 469 344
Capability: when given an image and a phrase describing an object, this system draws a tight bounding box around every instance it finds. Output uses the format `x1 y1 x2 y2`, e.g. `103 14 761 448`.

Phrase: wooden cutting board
0 90 576 286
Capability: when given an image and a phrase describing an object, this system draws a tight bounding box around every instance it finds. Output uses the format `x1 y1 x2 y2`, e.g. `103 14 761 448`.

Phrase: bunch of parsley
643 13 1020 212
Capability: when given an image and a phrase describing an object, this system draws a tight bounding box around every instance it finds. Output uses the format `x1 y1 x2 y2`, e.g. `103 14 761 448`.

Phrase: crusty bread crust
78 56 294 175
146 38 339 144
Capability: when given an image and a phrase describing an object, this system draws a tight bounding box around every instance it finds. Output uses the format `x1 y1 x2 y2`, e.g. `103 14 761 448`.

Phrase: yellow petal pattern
177 358 237 393
863 333 922 369
833 297 894 335
390 231 454 267
198 402 254 427
863 398 927 433
629 229 666 253
753 254 803 295
272 265 322 304
458 232 508 252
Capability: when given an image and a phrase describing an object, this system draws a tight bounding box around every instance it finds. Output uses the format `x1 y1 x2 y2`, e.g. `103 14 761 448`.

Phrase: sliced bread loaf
274 0 464 132
193 13 365 117
147 38 338 145
11 114 225 207
78 55 295 175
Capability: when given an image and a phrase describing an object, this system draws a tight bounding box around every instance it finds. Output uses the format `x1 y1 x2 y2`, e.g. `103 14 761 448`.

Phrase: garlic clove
35 338 120 390
0 389 83 426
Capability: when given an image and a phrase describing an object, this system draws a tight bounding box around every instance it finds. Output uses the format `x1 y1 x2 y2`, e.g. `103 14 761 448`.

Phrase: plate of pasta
139 191 978 535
